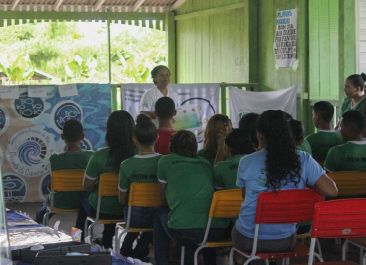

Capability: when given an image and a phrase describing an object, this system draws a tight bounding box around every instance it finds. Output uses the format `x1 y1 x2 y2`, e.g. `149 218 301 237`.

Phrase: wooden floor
7 202 362 265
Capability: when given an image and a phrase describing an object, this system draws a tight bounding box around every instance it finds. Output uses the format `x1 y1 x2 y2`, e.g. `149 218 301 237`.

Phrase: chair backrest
255 189 323 224
51 169 85 192
97 172 119 196
327 171 366 197
128 182 162 207
209 189 242 218
311 199 366 239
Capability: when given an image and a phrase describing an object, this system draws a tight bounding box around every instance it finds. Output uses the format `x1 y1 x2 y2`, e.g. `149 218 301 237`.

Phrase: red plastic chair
306 199 366 265
229 189 324 265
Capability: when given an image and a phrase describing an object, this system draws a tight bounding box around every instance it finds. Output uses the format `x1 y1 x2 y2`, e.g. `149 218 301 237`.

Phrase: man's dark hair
62 119 83 142
342 110 366 135
155 97 176 119
313 101 334 123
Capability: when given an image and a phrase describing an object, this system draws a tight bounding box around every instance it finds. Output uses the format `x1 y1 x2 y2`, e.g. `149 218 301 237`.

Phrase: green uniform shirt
214 154 244 189
197 149 215 165
298 139 312 155
324 141 366 171
158 153 215 229
85 148 124 216
118 153 161 192
305 130 343 162
50 151 94 209
341 96 366 115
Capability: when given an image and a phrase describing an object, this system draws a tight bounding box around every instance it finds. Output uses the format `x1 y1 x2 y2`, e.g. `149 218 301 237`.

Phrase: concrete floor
7 202 363 265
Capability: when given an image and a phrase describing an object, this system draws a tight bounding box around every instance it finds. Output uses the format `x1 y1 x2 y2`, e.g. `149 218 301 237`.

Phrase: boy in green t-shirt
289 119 312 154
306 101 343 164
118 114 161 259
325 110 366 171
35 119 93 226
214 129 255 189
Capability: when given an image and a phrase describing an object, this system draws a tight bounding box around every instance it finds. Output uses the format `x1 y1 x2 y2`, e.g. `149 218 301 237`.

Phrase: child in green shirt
118 114 161 259
214 129 255 189
305 101 343 164
325 110 366 171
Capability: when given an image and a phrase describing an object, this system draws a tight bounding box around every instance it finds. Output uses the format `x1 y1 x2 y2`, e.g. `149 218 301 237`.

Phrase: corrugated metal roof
0 0 185 12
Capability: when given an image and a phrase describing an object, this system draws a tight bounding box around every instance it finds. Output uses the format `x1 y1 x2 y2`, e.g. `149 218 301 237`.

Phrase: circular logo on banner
2 173 27 202
7 128 52 177
40 174 51 199
51 101 83 132
13 92 45 119
0 107 10 136
81 138 93 151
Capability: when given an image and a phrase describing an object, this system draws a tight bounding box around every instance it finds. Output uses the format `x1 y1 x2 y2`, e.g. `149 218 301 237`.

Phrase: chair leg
42 211 51 226
84 219 89 238
180 246 185 265
316 239 323 261
229 248 235 265
88 222 95 243
194 245 205 265
342 239 348 261
361 249 364 265
362 251 366 265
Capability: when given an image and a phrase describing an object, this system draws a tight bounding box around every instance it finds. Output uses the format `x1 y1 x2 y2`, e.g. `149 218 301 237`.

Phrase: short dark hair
155 97 176 119
313 101 334 123
62 119 83 142
134 114 157 146
238 113 259 147
170 130 197 157
342 110 366 135
289 119 304 143
151 65 170 80
225 129 255 156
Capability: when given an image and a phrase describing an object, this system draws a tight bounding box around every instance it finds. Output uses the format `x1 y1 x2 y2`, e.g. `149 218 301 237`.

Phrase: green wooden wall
175 0 249 83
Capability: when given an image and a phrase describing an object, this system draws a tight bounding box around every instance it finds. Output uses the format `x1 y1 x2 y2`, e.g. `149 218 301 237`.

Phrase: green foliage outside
0 21 167 84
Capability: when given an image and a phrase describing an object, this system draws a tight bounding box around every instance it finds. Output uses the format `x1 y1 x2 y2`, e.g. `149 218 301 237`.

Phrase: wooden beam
10 0 21 11
132 0 146 12
53 0 64 11
170 0 185 10
94 0 107 11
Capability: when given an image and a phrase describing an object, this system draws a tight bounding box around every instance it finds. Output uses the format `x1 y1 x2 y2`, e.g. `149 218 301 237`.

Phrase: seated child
306 101 343 163
289 119 312 154
35 119 93 226
239 113 260 148
325 110 366 171
118 114 161 259
214 129 255 189
154 97 176 155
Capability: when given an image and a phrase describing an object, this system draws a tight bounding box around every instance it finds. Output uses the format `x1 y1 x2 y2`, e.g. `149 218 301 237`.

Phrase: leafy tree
0 54 34 83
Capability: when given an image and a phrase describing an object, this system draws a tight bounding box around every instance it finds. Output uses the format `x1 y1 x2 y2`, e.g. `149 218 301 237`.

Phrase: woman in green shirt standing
341 73 366 115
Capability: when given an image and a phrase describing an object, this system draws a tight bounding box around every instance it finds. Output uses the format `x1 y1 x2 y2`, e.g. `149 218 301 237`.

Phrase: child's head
340 110 366 141
134 114 158 147
204 114 232 157
170 130 197 157
238 113 260 147
151 65 170 88
225 129 255 156
312 101 334 127
344 73 366 98
62 119 84 143
289 119 305 146
155 97 176 120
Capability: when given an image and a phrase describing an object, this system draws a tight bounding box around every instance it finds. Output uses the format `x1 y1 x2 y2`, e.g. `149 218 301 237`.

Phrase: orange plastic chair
43 169 85 225
114 182 162 250
327 171 366 197
84 172 124 243
187 188 242 265
306 199 366 265
229 189 324 265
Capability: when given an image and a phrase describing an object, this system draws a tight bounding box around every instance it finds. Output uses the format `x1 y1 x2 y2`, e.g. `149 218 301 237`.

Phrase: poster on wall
273 9 297 68
229 86 297 127
0 84 111 203
122 83 220 145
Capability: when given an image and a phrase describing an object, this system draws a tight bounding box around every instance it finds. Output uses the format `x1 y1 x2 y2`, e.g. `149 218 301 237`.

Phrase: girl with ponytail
232 110 337 253
341 73 366 115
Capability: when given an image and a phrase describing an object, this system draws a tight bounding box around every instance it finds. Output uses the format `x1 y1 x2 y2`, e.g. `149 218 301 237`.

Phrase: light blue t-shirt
235 149 325 240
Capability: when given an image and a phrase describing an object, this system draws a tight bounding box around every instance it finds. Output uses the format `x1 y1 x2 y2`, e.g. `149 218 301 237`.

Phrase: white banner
229 86 297 127
273 9 297 68
122 83 220 145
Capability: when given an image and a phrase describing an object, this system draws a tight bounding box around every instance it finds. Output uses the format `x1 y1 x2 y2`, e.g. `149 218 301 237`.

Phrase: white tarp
229 86 297 127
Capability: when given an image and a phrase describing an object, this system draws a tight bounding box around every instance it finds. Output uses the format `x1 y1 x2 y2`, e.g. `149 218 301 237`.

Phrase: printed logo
51 100 83 132
7 128 52 177
2 173 27 202
0 107 10 136
40 174 51 199
13 92 45 119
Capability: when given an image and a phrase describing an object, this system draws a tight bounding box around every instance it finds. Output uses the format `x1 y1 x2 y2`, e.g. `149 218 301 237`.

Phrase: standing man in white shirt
140 65 180 119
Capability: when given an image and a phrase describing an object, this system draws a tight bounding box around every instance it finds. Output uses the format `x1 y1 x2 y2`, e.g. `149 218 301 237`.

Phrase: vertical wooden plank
318 0 330 99
329 0 339 100
165 12 176 83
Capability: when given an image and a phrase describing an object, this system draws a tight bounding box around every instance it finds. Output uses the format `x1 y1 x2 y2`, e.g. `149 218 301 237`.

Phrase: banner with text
229 86 297 127
0 84 110 202
273 9 297 68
